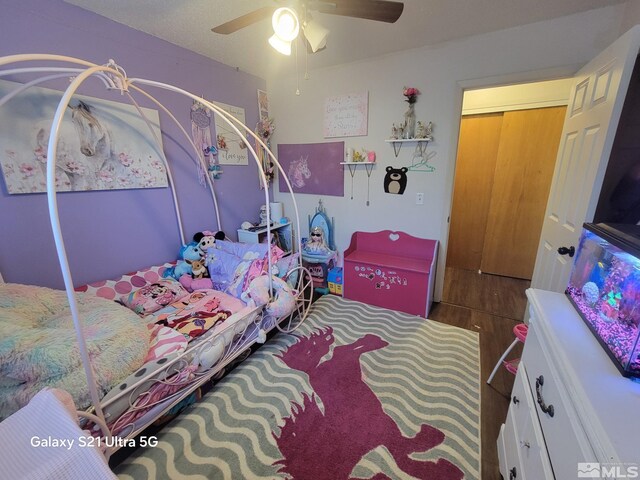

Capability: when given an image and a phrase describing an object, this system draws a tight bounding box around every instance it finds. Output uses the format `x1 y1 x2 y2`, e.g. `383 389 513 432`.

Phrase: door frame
434 65 580 302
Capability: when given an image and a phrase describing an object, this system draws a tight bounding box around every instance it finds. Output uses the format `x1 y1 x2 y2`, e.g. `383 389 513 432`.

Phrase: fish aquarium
566 223 640 378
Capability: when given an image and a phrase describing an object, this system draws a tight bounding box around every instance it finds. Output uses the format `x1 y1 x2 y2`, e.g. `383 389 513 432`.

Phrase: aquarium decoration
566 223 640 378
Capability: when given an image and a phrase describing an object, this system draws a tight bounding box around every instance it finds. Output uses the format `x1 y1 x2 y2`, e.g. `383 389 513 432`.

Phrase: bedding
119 280 188 315
207 240 285 298
206 248 251 294
149 289 245 341
143 325 188 363
0 283 150 420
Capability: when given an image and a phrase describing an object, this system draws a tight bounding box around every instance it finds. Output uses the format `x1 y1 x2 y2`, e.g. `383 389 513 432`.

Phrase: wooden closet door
446 113 504 271
480 106 566 279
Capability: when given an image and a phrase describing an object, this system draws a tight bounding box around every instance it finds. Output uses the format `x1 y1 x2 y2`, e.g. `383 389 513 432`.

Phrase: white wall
620 0 640 35
269 5 628 302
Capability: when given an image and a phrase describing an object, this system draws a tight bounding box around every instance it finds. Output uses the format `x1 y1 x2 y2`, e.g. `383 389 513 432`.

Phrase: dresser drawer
522 323 595 480
502 364 554 480
501 409 522 480
509 366 531 441
517 365 554 480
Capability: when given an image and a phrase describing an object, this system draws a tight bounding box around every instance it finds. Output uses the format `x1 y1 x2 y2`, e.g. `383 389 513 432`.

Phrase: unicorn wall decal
288 155 311 189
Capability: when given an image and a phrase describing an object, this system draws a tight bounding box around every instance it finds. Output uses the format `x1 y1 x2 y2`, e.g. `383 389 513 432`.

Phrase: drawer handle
512 396 520 405
509 467 517 479
535 375 555 418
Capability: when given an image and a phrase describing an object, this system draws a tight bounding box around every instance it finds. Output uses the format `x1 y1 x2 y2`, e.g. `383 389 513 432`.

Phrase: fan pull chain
304 41 310 80
295 39 300 96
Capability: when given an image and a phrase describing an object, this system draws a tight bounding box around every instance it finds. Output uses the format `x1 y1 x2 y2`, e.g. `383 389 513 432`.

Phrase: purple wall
0 0 269 288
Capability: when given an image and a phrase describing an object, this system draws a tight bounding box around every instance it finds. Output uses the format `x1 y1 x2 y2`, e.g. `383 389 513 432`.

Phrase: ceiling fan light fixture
303 19 329 53
271 7 300 42
268 34 293 56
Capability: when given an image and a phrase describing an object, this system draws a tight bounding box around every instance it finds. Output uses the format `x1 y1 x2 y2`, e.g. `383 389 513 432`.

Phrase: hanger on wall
408 148 436 172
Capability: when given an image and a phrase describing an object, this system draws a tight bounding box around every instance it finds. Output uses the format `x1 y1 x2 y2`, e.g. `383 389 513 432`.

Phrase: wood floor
432 267 530 480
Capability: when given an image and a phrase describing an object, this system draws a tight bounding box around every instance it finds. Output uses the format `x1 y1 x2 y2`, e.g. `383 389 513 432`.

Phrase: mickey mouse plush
193 230 225 254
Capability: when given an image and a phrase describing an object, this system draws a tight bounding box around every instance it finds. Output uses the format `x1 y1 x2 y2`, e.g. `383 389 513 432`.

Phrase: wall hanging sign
323 92 368 138
383 166 408 195
278 141 344 196
213 101 248 165
0 79 167 194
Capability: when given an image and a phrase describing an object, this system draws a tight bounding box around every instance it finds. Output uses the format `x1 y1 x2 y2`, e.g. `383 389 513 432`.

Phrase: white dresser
498 289 640 480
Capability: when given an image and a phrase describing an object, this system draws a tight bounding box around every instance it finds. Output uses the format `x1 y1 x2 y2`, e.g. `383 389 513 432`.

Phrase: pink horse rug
116 295 481 479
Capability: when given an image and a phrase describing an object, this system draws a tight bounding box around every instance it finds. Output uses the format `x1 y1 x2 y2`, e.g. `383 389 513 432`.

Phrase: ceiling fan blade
313 0 404 23
212 6 275 34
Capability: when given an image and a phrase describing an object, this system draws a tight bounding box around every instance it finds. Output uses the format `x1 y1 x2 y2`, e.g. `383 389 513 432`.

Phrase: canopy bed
0 53 314 472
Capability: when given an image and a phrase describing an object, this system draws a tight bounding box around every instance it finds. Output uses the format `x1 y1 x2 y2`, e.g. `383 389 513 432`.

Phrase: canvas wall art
323 92 369 138
0 79 167 194
278 142 344 196
257 90 269 120
213 101 248 165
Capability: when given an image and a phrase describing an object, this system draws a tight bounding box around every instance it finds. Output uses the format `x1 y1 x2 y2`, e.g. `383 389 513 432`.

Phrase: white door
531 26 640 292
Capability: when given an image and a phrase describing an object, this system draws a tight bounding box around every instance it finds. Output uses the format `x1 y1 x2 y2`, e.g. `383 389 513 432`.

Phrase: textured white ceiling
63 0 626 78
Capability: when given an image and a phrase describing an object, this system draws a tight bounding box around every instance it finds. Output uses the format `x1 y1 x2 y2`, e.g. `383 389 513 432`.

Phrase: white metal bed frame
0 54 313 459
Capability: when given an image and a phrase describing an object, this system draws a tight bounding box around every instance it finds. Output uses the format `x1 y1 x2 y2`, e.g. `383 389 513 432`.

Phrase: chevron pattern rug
115 295 481 479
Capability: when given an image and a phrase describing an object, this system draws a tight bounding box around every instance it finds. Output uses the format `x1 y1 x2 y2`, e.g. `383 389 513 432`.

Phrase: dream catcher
190 100 221 183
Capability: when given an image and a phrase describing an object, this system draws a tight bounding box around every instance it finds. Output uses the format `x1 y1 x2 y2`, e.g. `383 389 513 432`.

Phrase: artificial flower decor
403 87 420 104
352 149 366 162
256 117 276 141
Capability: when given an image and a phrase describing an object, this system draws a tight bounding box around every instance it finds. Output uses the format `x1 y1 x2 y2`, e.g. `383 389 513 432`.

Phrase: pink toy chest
343 231 438 317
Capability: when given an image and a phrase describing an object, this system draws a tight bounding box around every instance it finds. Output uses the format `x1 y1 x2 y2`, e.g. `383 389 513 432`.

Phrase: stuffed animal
163 242 204 280
179 275 213 292
193 230 225 254
188 258 207 279
242 275 296 317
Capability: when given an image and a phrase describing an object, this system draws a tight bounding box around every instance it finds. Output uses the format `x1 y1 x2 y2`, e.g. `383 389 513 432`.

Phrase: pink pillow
119 280 188 315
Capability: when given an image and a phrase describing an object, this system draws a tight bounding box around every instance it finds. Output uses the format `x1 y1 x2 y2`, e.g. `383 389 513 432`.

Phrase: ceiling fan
212 0 405 55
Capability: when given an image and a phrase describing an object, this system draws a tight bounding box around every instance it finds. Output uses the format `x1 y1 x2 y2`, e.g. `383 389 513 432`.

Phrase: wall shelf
340 162 376 206
385 138 431 157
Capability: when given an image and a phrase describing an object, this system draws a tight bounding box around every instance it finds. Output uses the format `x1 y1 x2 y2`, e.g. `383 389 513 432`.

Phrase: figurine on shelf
391 123 399 140
425 121 434 140
416 121 434 141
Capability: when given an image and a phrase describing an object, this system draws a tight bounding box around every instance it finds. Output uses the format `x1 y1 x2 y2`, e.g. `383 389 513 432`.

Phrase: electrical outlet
416 193 424 205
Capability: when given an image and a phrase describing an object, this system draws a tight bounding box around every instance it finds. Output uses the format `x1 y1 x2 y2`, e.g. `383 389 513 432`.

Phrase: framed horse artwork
0 79 167 194
277 141 344 196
